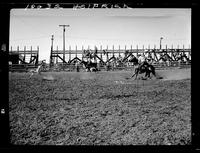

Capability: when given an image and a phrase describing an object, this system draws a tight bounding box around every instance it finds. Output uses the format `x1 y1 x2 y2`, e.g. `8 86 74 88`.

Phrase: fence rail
9 64 37 72
50 45 191 66
47 61 191 72
9 61 191 72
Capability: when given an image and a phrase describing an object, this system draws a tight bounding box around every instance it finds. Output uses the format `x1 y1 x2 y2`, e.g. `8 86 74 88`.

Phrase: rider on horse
137 54 149 69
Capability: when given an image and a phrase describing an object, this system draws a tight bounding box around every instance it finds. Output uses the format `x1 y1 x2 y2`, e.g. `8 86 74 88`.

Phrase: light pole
160 37 163 49
59 25 70 62
50 35 54 67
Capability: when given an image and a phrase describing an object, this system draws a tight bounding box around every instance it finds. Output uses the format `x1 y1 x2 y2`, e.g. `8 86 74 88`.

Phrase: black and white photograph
6 3 192 146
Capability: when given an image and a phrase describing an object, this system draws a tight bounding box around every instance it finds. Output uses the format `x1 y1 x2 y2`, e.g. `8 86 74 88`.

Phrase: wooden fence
48 61 191 72
9 44 191 72
9 46 39 65
50 45 191 65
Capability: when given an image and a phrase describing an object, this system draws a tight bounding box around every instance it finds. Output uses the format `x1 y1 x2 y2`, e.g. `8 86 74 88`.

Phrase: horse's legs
131 69 137 78
133 68 140 80
29 72 34 78
148 72 151 78
131 73 136 78
151 67 156 77
144 69 151 79
152 71 156 77
134 73 138 80
145 71 149 78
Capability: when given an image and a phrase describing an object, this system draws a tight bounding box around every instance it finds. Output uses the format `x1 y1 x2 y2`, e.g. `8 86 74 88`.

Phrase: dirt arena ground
9 68 191 145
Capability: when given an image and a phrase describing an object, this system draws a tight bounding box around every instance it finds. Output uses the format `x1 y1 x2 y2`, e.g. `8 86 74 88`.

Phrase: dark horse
80 60 98 72
129 56 156 80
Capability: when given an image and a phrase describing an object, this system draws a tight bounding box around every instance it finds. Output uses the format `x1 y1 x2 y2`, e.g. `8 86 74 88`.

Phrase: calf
28 64 43 78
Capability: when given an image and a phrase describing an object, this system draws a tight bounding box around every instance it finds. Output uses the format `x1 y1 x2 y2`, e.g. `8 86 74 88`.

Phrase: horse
132 63 156 80
80 60 98 72
129 57 156 80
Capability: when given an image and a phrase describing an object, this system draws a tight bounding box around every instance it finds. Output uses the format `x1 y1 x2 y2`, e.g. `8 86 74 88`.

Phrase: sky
9 8 191 63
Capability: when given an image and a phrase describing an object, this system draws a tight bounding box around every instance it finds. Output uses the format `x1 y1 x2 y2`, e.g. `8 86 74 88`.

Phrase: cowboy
137 54 145 63
138 54 149 68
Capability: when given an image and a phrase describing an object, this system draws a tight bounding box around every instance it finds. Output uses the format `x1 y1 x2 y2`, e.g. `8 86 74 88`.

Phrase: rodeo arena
9 34 191 145
9 39 191 76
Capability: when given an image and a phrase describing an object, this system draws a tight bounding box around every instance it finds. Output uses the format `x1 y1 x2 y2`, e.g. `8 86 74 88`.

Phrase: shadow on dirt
99 94 134 100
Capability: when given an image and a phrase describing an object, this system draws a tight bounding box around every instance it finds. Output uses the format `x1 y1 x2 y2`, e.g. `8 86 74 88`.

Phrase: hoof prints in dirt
9 71 191 145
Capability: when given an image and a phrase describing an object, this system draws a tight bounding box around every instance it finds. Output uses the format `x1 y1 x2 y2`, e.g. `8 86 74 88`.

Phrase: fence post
82 45 84 61
69 46 71 63
94 46 97 63
75 45 77 58
106 45 108 62
148 44 150 60
24 46 26 64
63 45 65 63
37 46 39 65
30 46 32 64
189 45 191 60
112 45 115 70
67 46 69 63
56 46 58 64
153 45 158 62
100 45 102 62
119 45 121 57
112 45 114 57
142 45 144 56
171 44 173 61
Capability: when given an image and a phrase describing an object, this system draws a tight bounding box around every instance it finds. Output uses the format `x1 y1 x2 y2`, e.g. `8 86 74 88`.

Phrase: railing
152 61 191 70
48 61 191 72
9 64 37 72
9 60 191 72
